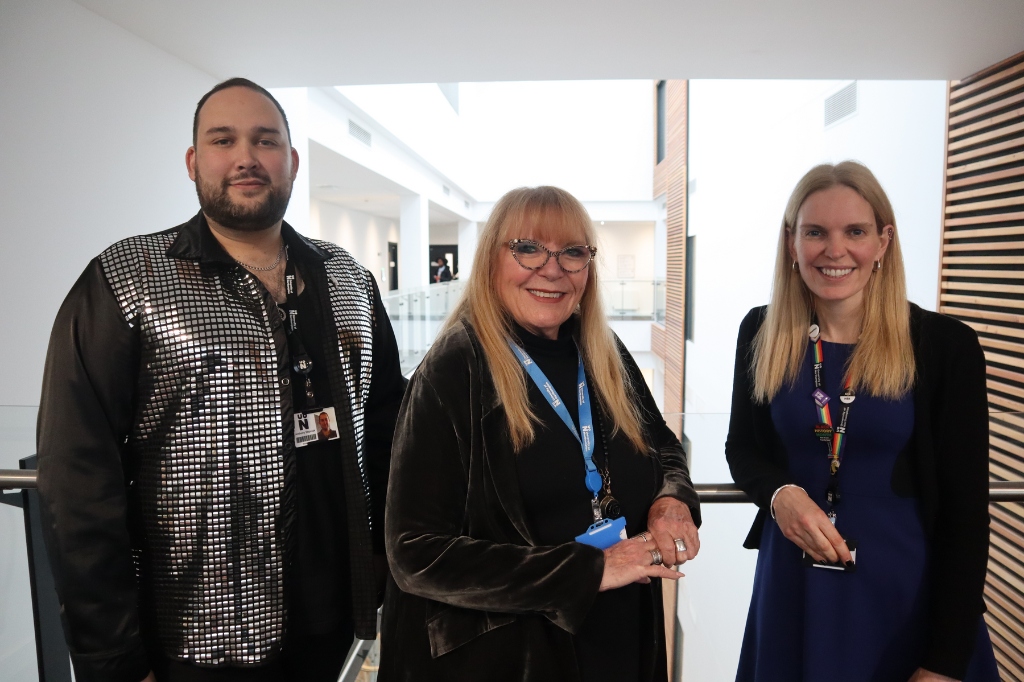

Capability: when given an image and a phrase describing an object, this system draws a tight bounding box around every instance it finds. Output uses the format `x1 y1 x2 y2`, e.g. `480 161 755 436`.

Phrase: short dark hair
192 77 291 146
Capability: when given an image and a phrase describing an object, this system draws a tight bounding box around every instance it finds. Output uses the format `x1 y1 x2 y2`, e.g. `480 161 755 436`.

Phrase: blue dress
736 341 998 682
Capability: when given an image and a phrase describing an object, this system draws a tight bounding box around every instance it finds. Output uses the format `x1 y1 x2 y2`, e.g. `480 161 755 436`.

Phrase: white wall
594 222 655 281
678 79 948 682
0 0 216 677
1 0 214 409
312 200 399 288
429 222 459 244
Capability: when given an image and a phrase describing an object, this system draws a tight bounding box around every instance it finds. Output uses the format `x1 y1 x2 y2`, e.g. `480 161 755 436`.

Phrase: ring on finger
673 538 686 554
635 531 650 542
648 549 663 566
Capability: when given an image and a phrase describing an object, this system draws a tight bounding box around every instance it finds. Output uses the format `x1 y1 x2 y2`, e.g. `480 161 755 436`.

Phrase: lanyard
809 323 855 520
509 342 603 500
282 251 317 409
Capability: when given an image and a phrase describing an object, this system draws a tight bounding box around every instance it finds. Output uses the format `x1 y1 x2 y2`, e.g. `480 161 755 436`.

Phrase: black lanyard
809 323 855 522
282 251 317 410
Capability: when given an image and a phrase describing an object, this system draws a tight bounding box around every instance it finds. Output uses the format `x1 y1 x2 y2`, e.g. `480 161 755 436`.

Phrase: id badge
575 517 627 550
802 537 857 572
294 406 340 448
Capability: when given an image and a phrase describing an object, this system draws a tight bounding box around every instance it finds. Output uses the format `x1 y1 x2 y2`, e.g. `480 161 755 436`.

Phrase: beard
194 169 292 232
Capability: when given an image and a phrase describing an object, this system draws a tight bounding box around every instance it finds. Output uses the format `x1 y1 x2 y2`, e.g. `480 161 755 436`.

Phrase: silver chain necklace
235 244 286 272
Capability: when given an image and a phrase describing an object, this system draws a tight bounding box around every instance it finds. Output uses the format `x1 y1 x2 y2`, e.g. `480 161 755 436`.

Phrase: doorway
387 242 398 291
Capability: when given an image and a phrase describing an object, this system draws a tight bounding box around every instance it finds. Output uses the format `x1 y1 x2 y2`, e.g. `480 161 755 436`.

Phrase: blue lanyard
509 341 603 497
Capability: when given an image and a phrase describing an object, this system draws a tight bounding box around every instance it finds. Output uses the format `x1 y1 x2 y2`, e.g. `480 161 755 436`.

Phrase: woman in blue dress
726 161 998 682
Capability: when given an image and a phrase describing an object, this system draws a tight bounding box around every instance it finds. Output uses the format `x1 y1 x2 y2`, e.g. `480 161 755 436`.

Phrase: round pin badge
840 394 855 404
809 324 820 342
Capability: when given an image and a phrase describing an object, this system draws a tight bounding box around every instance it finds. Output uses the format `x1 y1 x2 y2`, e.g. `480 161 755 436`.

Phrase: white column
270 87 311 236
399 194 429 289
457 220 479 279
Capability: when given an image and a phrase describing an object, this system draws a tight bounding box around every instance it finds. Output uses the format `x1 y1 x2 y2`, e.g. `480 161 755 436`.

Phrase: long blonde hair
751 161 915 402
443 186 647 452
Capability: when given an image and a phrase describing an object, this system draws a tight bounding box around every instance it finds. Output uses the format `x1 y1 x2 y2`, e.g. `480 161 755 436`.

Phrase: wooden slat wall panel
652 80 689 439
652 79 688 681
940 49 1024 682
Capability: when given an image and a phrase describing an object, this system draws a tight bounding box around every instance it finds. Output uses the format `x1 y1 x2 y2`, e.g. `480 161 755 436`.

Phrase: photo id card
802 537 857 572
294 407 340 448
575 517 628 550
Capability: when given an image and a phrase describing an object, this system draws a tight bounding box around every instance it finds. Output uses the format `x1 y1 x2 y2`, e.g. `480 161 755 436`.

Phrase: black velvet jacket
725 304 990 680
380 320 701 681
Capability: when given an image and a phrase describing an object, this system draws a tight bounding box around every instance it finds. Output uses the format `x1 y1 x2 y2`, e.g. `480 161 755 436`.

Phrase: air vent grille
824 82 857 127
348 120 371 146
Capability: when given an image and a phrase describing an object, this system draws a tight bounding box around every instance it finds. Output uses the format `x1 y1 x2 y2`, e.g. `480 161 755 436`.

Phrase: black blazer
380 319 701 681
725 304 990 680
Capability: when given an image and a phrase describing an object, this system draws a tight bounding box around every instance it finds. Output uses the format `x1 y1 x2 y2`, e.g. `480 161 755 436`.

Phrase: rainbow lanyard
809 324 856 519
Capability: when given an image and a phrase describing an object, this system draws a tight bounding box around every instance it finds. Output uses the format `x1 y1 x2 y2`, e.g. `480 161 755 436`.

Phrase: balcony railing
381 281 466 374
600 279 666 321
4 411 1022 681
379 279 668 375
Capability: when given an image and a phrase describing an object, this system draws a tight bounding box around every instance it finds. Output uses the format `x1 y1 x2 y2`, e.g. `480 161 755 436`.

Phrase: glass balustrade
380 279 666 375
380 280 467 374
600 279 665 321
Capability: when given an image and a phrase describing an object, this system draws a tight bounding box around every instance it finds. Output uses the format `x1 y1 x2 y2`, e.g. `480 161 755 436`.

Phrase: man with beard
36 79 406 682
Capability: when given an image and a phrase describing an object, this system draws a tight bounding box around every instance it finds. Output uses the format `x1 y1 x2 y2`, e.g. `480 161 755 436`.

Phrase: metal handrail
1 469 37 489
6 470 1024 501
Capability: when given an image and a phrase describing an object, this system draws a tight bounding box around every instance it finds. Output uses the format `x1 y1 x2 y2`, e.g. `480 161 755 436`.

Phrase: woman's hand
646 497 700 567
908 667 958 682
599 537 682 591
773 486 852 564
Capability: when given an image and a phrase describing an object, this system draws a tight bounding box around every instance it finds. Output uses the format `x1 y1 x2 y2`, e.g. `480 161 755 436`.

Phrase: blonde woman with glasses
727 162 997 682
380 186 701 682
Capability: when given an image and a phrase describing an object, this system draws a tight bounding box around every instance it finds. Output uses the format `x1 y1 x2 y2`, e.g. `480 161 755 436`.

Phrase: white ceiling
309 140 469 226
74 0 1024 85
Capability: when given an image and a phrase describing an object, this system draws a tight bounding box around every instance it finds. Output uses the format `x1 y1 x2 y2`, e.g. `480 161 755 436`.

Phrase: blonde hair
751 161 915 402
443 186 647 452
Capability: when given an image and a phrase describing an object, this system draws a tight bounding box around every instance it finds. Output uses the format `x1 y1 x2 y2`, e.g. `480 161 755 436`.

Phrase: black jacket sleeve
920 318 991 679
363 278 406 554
725 307 795 510
35 259 149 682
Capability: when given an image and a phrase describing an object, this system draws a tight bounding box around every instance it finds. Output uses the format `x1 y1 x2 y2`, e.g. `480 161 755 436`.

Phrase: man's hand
772 486 852 564
646 497 700 568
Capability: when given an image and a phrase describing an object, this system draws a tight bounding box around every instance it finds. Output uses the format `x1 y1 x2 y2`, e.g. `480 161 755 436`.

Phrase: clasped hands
599 497 700 591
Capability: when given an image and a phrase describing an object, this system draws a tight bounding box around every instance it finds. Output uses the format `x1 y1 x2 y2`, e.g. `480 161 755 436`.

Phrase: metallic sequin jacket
95 215 377 665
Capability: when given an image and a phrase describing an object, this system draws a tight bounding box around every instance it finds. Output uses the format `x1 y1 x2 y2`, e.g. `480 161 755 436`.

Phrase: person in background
726 161 998 682
380 186 701 681
36 78 405 682
434 256 453 282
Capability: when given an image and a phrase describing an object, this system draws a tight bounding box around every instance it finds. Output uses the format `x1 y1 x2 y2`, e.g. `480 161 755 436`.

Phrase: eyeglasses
508 239 597 273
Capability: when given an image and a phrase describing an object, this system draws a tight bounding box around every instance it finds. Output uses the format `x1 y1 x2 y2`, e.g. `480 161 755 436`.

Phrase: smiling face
495 211 590 340
186 86 298 232
788 185 891 310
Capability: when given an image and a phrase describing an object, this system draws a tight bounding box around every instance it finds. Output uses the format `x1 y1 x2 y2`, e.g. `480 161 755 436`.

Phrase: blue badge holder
575 516 627 549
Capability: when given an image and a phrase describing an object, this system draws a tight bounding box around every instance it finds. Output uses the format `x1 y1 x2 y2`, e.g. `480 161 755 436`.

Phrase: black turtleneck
512 319 657 682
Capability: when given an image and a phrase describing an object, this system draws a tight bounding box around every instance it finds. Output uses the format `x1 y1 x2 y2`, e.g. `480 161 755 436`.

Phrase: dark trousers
151 629 354 682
